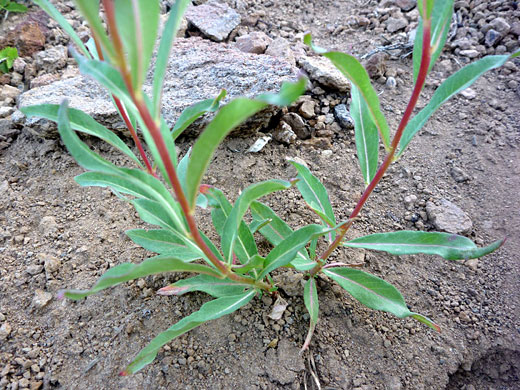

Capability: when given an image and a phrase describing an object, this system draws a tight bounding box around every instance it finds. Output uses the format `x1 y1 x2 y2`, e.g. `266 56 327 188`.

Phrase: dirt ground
0 1 519 389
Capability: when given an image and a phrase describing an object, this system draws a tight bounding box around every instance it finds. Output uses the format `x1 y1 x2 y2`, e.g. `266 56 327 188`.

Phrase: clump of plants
0 46 18 73
23 0 517 375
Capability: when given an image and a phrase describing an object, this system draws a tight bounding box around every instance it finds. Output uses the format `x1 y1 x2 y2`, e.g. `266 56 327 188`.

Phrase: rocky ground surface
0 0 519 389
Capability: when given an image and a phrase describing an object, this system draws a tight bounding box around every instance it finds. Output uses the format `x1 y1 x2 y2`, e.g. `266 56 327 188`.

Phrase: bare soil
0 1 519 389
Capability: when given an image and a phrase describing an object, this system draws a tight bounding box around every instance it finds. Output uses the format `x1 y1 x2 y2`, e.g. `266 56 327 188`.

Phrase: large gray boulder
16 37 299 138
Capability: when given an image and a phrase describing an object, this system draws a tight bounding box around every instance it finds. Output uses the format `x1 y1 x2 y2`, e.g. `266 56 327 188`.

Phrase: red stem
311 15 432 276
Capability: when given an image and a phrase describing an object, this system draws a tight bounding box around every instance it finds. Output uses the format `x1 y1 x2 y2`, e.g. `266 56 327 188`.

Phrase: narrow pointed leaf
232 254 265 275
126 229 202 261
73 0 115 60
350 85 379 184
33 0 91 58
158 274 251 297
398 55 510 156
250 201 314 271
153 0 191 119
323 267 439 331
75 171 157 199
304 34 390 149
344 231 504 260
57 101 119 174
115 0 159 90
123 291 256 374
63 255 223 300
302 278 319 351
132 199 182 232
221 180 292 263
171 90 227 140
186 79 306 209
289 160 336 227
206 188 257 264
21 104 142 167
4 2 27 12
259 224 331 279
413 0 454 82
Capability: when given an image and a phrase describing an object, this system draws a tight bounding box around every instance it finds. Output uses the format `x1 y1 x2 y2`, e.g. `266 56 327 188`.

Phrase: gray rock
426 199 473 234
26 264 44 276
32 289 53 309
235 31 272 54
282 112 310 139
485 29 502 47
18 37 299 137
185 0 240 41
460 49 479 58
0 85 21 100
298 56 350 92
396 0 416 11
34 45 68 73
334 104 354 129
0 322 11 341
490 17 511 36
386 16 408 33
264 339 304 385
386 76 397 89
299 100 315 119
273 121 296 144
0 106 15 118
265 37 296 66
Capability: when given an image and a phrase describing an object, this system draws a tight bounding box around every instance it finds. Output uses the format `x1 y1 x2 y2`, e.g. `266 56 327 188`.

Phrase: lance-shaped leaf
73 0 115 61
205 187 257 264
350 85 379 184
186 78 306 209
126 229 202 261
157 274 251 297
259 224 331 279
122 290 256 375
132 198 185 233
232 254 265 275
250 201 315 271
57 101 120 174
323 267 440 331
4 2 27 12
115 0 159 90
413 0 454 82
289 160 336 229
343 231 504 260
33 0 91 58
152 0 191 118
21 104 141 167
221 180 292 264
63 255 223 300
171 90 227 140
398 54 510 156
302 278 319 351
304 34 390 149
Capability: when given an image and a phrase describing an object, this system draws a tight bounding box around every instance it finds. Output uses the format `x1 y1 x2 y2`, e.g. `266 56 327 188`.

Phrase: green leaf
57 101 119 174
73 0 115 61
115 0 159 90
350 85 379 184
344 231 504 260
250 201 315 271
186 79 306 209
0 46 17 73
413 0 454 82
221 180 292 264
72 51 135 111
75 171 158 200
21 104 142 167
232 254 265 275
302 278 319 351
304 34 390 149
259 224 331 279
5 2 27 12
171 90 227 141
323 267 440 331
153 0 191 119
123 290 256 375
398 55 510 156
158 274 251 297
289 160 336 228
132 198 184 232
63 255 223 300
206 187 257 264
511 50 520 59
126 229 202 261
